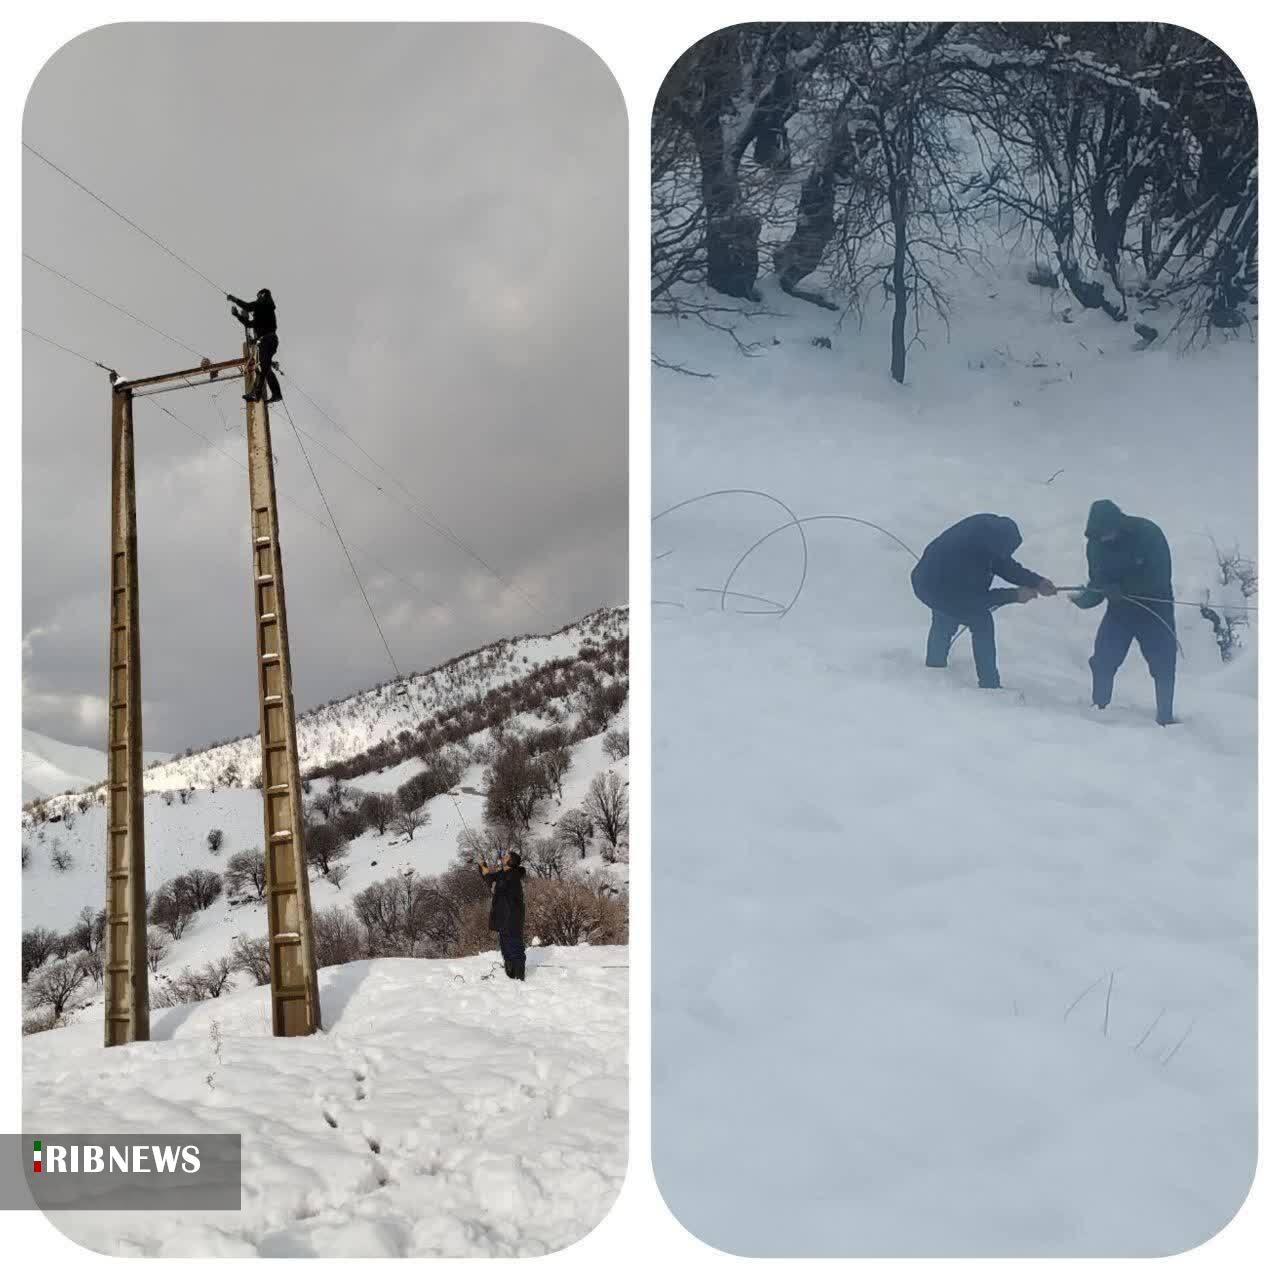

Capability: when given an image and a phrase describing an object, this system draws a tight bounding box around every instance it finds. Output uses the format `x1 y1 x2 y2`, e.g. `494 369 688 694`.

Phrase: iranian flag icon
32 1141 41 1173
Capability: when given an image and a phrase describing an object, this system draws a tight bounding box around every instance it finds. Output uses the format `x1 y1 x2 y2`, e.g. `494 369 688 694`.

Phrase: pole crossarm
115 355 246 393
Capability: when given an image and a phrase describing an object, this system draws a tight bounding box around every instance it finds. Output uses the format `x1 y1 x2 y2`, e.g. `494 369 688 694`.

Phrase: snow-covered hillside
23 605 629 1255
22 728 167 802
652 267 1255 1253
23 723 626 945
24 607 624 818
26 947 626 1256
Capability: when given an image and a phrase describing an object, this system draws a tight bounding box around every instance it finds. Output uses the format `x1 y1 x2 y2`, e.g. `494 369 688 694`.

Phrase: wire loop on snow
652 488 810 616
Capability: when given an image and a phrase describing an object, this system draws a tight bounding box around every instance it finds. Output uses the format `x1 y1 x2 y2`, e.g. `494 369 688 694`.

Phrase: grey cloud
22 22 627 752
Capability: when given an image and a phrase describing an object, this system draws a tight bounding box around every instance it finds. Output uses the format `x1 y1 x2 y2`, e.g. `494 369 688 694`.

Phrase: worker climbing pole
241 339 321 1036
100 340 320 1043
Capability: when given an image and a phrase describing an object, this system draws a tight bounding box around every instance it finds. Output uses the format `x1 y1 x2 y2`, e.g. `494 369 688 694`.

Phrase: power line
23 325 118 377
24 252 207 360
23 141 226 295
280 372 551 619
142 394 450 615
25 142 548 622
277 396 403 680
27 320 452 618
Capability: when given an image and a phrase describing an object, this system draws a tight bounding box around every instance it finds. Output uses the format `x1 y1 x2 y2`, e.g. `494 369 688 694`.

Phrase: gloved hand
1037 578 1057 596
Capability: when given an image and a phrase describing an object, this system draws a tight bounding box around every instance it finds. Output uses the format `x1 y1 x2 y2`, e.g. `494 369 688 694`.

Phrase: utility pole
241 343 321 1035
101 349 320 1042
103 382 149 1046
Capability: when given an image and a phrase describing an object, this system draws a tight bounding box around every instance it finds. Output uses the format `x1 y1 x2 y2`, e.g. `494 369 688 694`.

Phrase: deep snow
23 610 629 1256
651 263 1256 1255
25 947 627 1256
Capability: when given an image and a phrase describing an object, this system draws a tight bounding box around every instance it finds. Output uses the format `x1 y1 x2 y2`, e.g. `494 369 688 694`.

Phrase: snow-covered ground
23 607 628 1255
25 947 627 1256
652 264 1256 1255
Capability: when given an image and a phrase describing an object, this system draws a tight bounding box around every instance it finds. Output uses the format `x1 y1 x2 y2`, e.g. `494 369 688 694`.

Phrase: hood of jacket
1086 499 1127 539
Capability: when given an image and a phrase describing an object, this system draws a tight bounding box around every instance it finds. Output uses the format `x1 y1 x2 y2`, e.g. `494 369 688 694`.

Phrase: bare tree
26 956 89 1021
391 802 428 842
312 907 366 968
146 928 171 975
306 822 349 876
22 927 60 980
225 848 268 901
529 836 568 879
200 957 234 998
175 868 223 911
484 741 546 831
584 771 629 847
229 936 271 986
361 791 397 836
556 809 595 858
149 883 195 940
206 828 225 854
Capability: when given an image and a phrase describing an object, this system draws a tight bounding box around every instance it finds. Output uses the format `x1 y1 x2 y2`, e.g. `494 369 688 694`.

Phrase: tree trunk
890 189 909 384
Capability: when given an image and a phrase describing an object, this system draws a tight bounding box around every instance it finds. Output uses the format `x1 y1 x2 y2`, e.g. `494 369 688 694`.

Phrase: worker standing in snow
227 287 282 403
478 851 527 980
1070 499 1177 726
911 513 1056 689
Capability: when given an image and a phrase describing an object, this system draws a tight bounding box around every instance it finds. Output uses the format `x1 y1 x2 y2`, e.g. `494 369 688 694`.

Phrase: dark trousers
249 334 281 402
498 930 526 980
1090 603 1177 723
919 589 1009 689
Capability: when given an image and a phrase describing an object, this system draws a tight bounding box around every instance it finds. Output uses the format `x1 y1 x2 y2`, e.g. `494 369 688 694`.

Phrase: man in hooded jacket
911 513 1056 689
1070 499 1177 725
479 851 527 980
227 288 282 403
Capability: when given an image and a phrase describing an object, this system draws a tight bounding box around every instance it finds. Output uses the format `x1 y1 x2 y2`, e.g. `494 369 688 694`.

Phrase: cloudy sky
23 23 626 753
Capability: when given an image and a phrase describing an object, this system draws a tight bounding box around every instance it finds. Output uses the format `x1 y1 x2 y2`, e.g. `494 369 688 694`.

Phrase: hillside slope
25 948 627 1256
23 607 628 1026
22 728 168 802
651 267 1256 1254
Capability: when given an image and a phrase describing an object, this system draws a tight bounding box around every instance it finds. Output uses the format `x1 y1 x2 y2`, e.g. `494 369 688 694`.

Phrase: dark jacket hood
1086 500 1126 539
992 515 1022 556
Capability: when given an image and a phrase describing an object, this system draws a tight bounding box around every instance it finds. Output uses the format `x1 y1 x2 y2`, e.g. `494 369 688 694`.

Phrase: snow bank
25 947 627 1256
652 263 1255 1254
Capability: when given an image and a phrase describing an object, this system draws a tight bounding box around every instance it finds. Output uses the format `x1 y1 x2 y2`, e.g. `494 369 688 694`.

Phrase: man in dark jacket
1070 499 1177 725
227 288 282 403
479 851 527 980
911 514 1056 689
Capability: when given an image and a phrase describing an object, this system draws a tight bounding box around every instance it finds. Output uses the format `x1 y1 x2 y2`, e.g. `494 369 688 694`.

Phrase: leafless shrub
25 956 90 1020
229 936 271 986
225 848 268 901
312 907 366 968
391 803 428 842
526 880 629 947
146 928 171 975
